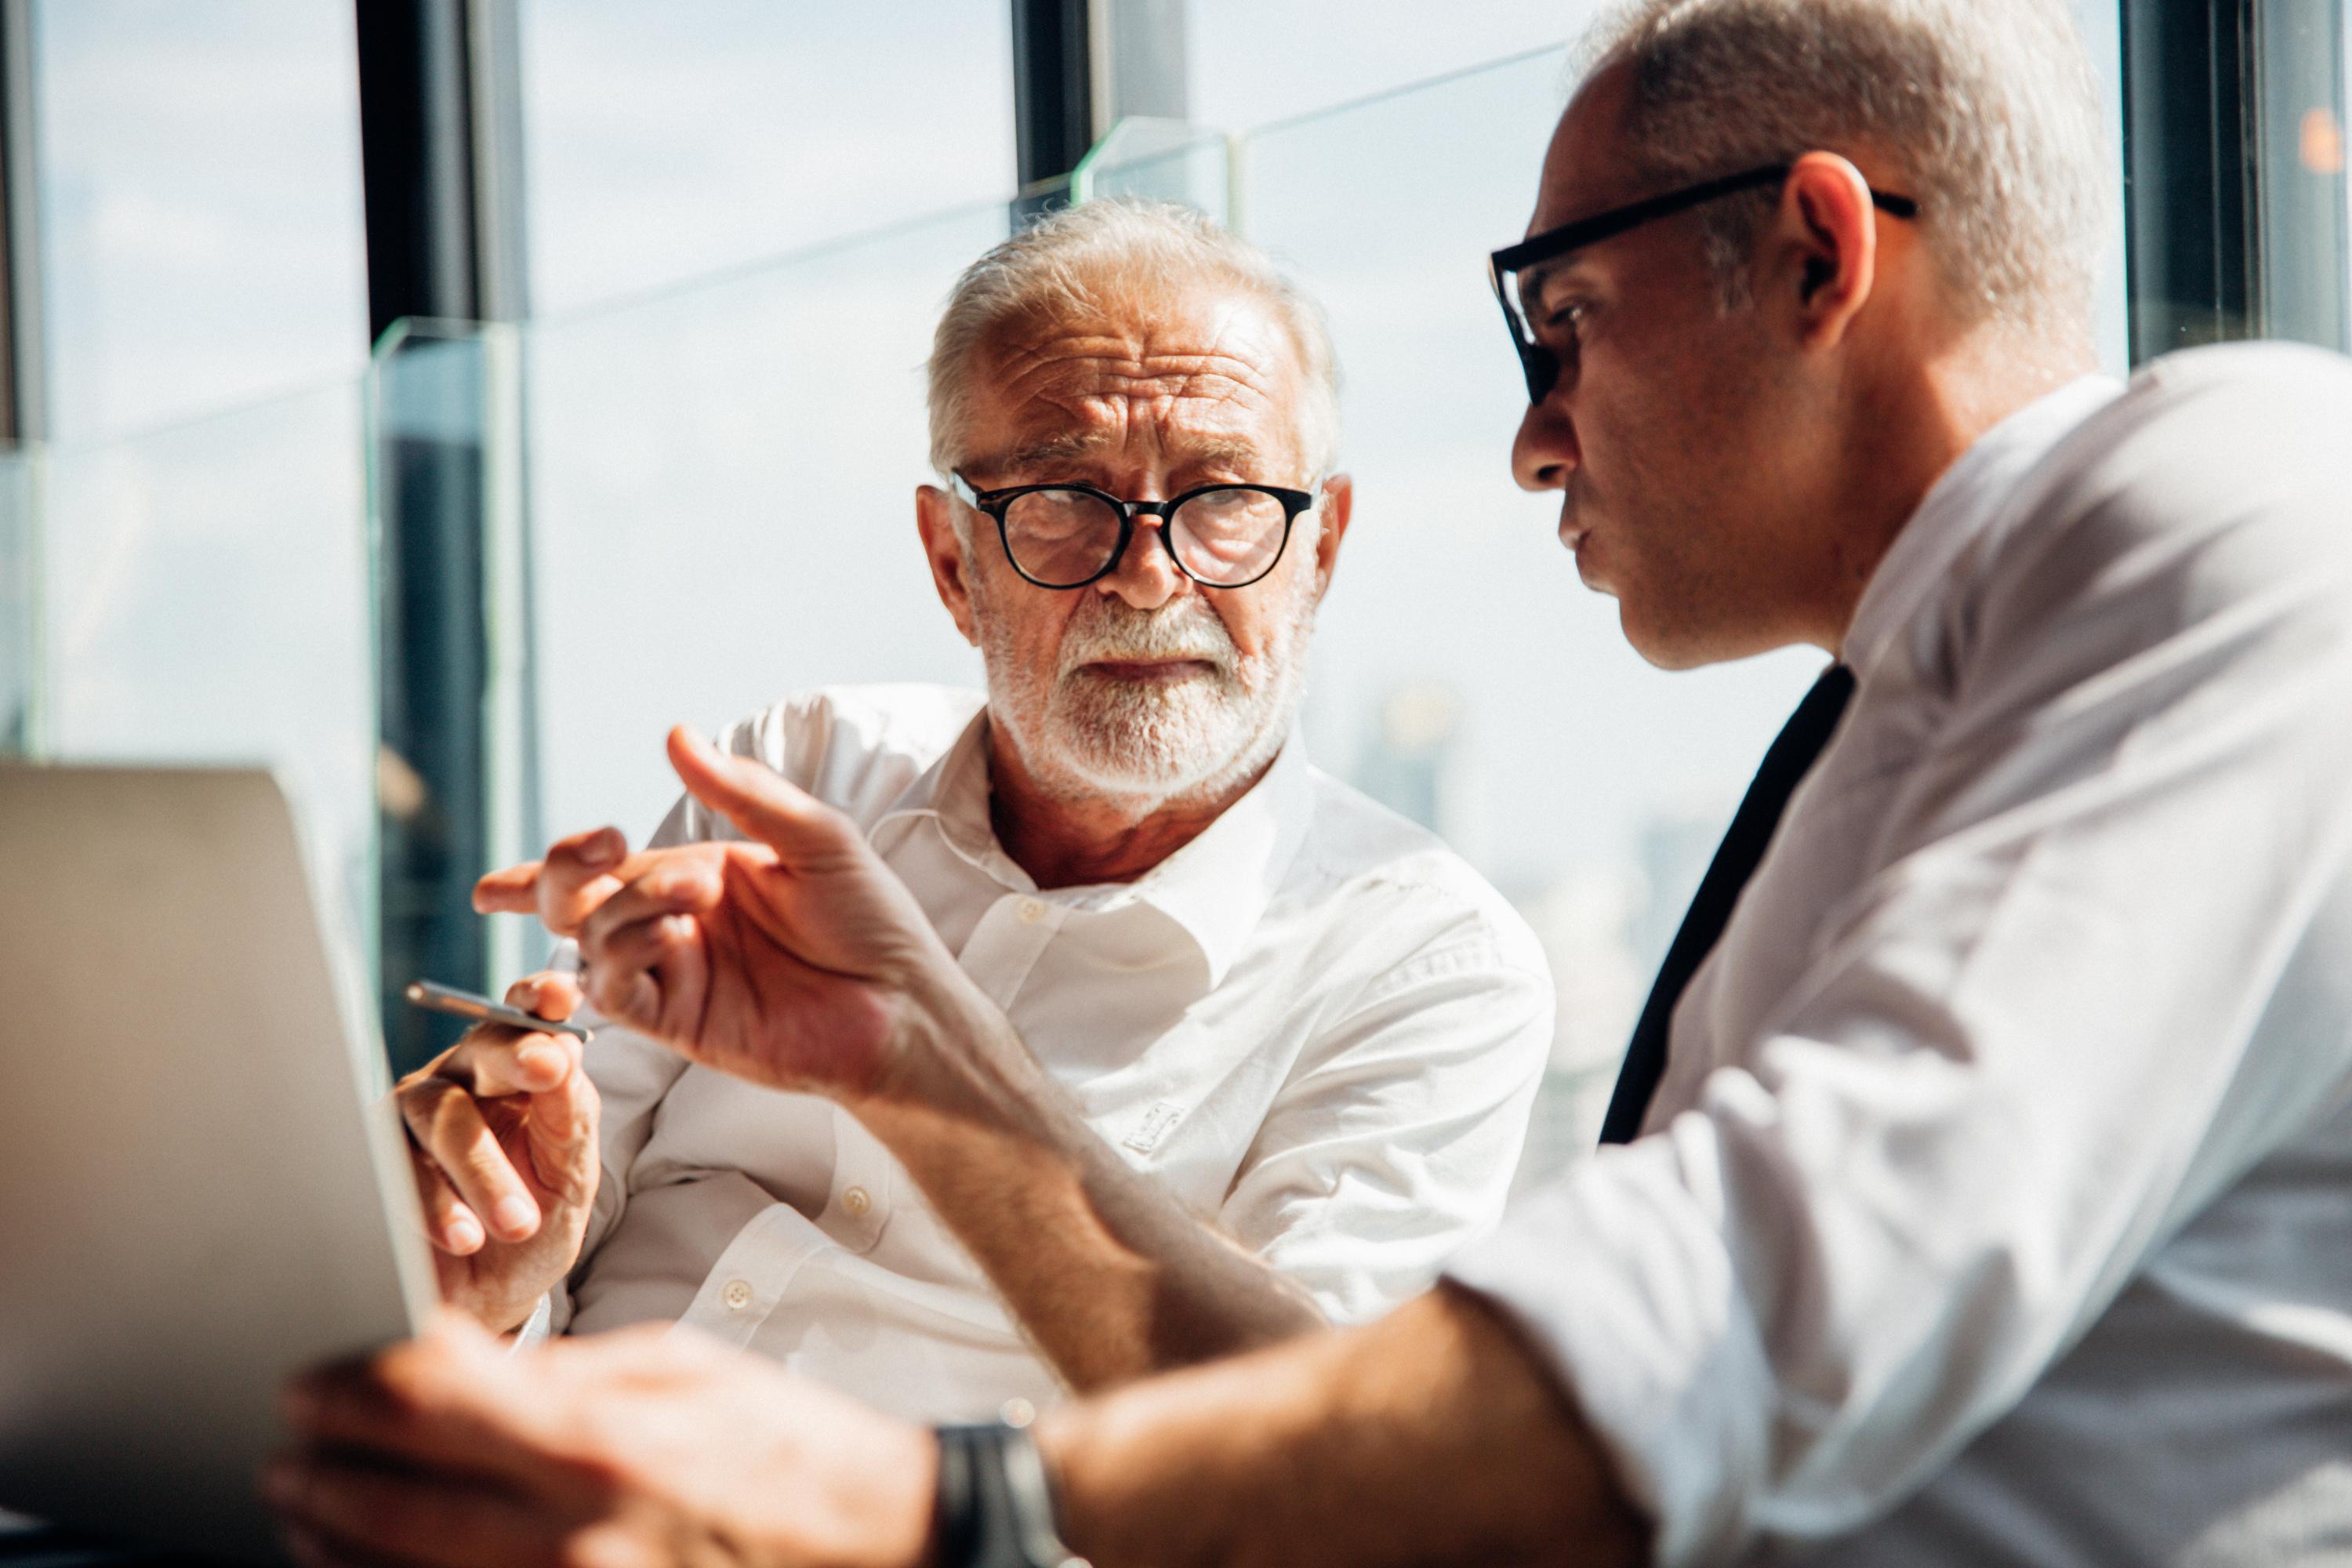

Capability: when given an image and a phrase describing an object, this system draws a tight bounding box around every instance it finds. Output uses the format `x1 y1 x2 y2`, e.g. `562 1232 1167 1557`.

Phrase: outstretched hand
474 727 975 1102
269 1315 936 1568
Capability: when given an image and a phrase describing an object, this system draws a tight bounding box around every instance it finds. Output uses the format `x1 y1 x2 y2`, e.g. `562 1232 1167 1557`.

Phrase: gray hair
1579 0 2109 336
926 198 1341 481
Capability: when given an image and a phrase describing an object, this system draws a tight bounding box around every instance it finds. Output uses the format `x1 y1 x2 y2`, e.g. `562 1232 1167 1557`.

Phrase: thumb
666 725 856 864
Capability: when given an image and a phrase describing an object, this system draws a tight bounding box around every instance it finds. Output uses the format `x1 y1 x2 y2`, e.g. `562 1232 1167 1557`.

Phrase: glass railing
32 380 378 976
520 200 1007 847
0 448 34 753
368 321 533 1069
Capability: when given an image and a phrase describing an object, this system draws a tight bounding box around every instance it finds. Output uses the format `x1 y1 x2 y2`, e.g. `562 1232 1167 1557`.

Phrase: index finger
480 827 637 938
472 860 543 915
666 726 859 866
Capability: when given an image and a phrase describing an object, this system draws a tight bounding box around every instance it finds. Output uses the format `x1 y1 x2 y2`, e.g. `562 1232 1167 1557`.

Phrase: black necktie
1599 664 1857 1145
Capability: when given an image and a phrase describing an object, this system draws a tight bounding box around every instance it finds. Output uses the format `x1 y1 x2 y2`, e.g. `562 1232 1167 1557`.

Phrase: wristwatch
932 1420 1089 1568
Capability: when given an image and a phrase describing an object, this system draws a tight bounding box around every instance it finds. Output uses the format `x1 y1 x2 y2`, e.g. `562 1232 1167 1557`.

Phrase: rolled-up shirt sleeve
1448 376 2352 1563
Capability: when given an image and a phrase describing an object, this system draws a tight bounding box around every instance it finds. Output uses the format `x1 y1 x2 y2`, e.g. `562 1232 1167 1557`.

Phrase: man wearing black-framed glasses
274 0 2352 1564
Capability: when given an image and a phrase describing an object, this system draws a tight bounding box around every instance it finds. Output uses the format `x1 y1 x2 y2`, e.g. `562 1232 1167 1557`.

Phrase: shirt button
842 1185 873 1218
1015 897 1046 924
721 1279 753 1311
1000 1397 1036 1428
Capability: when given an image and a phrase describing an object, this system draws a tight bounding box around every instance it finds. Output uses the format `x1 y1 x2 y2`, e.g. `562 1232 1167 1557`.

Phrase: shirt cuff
508 1292 556 1352
1443 1131 1774 1568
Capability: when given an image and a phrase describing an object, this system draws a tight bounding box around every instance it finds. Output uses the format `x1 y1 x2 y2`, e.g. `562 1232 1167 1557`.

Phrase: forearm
855 983 1323 1391
1035 1282 1647 1568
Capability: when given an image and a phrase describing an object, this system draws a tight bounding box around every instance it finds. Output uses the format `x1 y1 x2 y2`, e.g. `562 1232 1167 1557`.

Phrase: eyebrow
1002 430 1105 468
988 432 1271 477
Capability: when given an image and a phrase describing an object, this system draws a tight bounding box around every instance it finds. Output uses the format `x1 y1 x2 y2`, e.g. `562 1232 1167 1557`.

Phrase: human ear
915 485 980 646
1310 474 1354 601
1765 151 1879 349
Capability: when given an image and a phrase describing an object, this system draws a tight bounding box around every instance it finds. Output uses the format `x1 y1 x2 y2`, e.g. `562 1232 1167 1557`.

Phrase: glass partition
517 0 1018 314
31 0 371 443
41 383 376 965
521 203 1003 850
2254 0 2351 349
370 322 535 1072
0 450 34 753
1077 119 1233 220
1185 2 1590 130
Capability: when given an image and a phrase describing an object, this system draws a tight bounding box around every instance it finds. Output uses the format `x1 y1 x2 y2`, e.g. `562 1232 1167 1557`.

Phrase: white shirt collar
870 705 1313 988
1842 374 2124 680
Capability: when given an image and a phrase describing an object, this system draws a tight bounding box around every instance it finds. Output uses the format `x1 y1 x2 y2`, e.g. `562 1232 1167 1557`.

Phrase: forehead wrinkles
985 310 1296 456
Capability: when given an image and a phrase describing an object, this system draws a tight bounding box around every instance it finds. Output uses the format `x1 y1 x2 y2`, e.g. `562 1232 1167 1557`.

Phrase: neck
1810 320 2097 652
982 717 1276 889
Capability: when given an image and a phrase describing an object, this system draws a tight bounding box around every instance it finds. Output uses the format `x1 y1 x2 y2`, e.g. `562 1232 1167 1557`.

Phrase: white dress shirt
541 684 1552 1422
1449 343 2352 1565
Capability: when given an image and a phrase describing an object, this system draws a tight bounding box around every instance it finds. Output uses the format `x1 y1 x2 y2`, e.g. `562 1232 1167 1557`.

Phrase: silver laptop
0 765 434 1564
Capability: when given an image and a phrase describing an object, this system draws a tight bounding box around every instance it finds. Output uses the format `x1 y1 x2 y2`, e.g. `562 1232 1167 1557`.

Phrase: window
519 0 1017 314
34 0 368 441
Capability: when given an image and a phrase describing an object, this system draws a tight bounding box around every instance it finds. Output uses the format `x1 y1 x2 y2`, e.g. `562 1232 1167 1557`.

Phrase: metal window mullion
1011 0 1092 191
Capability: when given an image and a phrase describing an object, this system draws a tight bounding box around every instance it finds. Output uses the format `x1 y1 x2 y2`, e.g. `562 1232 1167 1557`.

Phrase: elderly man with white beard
387 198 1554 1422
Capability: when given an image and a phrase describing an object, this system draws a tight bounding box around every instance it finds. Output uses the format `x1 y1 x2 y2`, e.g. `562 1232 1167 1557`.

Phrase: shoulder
657 684 985 845
1283 764 1552 993
2057 343 2350 528
1965 346 2352 679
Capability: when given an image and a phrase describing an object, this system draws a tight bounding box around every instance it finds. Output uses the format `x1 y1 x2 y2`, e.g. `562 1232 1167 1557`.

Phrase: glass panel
370 322 535 1073
2254 0 2351 349
32 0 369 442
0 450 34 753
2073 0 2132 377
519 0 1017 315
522 203 1000 852
1079 119 1232 221
42 383 376 969
1185 1 1588 130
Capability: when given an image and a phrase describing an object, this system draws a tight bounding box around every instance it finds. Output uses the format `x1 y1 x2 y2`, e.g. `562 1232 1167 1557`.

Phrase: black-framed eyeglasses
947 473 1317 590
1489 163 1921 404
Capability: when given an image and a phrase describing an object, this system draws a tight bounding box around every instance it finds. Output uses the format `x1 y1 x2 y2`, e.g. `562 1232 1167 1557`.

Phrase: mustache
1057 599 1237 677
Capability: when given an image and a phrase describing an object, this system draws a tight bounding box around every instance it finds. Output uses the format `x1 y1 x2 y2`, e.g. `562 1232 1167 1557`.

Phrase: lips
1079 658 1219 683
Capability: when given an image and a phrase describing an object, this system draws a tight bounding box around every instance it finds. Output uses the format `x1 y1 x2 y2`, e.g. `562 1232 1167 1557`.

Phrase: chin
1615 600 1719 673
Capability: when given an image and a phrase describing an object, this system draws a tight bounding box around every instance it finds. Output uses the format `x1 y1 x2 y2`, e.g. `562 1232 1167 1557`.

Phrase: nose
1511 395 1580 493
1095 511 1188 611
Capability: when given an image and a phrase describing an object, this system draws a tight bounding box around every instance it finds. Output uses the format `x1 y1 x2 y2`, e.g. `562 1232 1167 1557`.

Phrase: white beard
975 566 1318 810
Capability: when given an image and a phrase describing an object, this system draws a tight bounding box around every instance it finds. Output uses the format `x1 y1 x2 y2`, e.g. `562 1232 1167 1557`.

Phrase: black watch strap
933 1423 1087 1568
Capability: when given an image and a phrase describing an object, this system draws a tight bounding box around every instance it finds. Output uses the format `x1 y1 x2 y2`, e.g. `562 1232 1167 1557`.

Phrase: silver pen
403 978 593 1042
